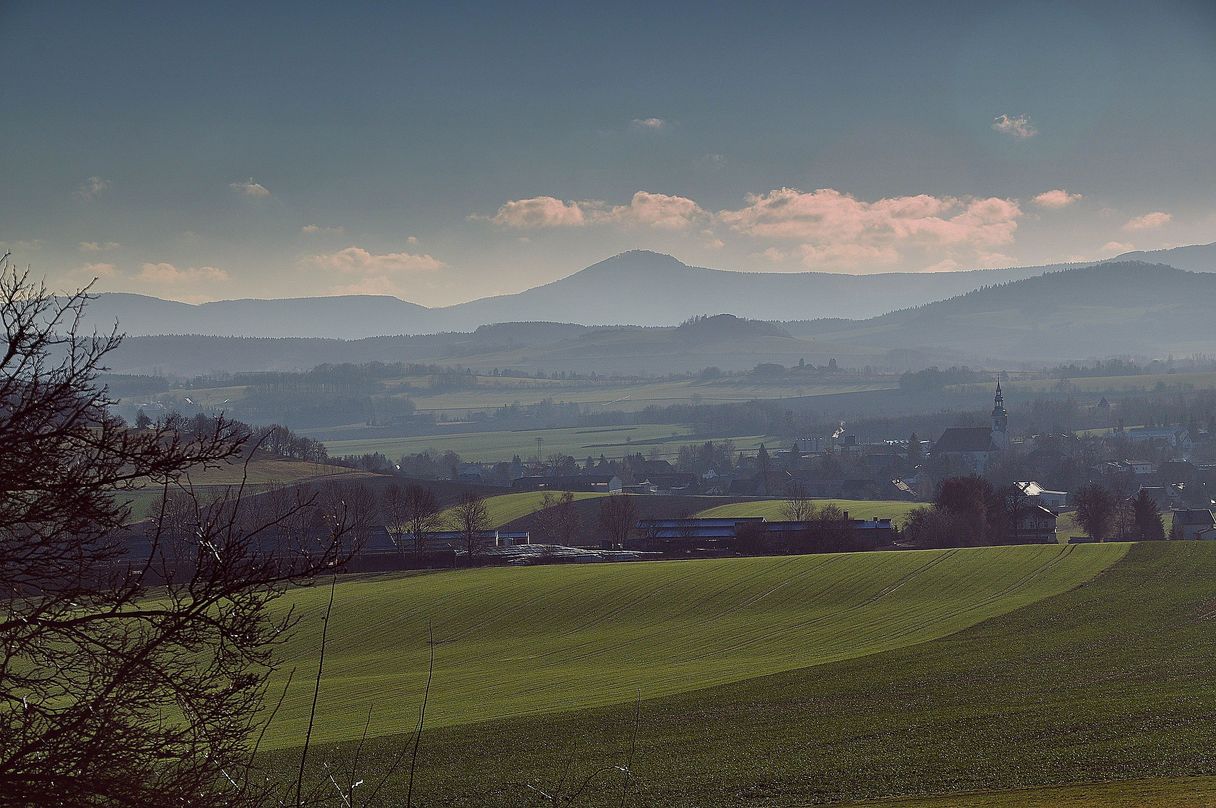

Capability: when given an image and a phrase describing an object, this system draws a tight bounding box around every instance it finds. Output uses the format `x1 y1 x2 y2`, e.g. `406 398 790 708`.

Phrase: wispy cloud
136 262 230 284
78 240 121 252
992 113 1037 139
301 224 345 235
1122 211 1171 231
74 176 110 200
73 262 120 279
631 117 667 131
1101 241 1134 254
1032 189 1082 209
229 178 271 197
308 246 445 273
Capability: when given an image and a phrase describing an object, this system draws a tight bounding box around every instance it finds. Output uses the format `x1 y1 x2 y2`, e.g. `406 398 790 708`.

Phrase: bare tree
0 257 352 805
402 483 444 561
780 480 816 522
550 491 582 545
450 489 490 562
598 494 638 549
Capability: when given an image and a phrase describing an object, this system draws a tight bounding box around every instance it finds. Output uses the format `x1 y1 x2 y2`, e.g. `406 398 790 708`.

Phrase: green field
696 498 923 525
264 541 1216 806
438 490 607 528
322 424 781 462
261 543 1123 752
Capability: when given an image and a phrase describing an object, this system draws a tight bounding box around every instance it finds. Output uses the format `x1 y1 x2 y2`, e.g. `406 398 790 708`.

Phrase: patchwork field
696 498 922 525
261 543 1124 752
264 541 1216 806
322 423 781 462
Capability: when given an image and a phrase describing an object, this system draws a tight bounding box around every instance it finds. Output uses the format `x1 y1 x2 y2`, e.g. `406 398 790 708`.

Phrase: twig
294 573 338 805
406 622 435 808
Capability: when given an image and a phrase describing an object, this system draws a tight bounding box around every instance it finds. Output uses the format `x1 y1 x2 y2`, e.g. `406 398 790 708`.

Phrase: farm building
1012 504 1059 544
1015 481 1068 510
1172 509 1216 539
630 515 895 555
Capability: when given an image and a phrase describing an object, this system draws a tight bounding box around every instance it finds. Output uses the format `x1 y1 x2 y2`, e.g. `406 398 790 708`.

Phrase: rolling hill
265 541 1216 806
259 543 1122 750
104 260 1216 375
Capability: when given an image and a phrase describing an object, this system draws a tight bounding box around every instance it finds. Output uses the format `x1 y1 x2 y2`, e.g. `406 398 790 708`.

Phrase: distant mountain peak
579 249 687 274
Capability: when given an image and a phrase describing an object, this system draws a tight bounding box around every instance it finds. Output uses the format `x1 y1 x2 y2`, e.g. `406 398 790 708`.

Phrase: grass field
265 541 1216 806
696 498 923 525
260 543 1124 751
438 490 608 528
322 424 782 462
847 776 1216 807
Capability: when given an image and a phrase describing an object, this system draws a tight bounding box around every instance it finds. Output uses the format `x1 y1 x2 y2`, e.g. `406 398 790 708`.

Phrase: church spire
991 376 1008 449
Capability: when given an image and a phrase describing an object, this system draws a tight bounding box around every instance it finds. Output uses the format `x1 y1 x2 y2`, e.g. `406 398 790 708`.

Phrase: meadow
696 498 923 525
267 541 1216 806
261 543 1123 751
322 423 781 462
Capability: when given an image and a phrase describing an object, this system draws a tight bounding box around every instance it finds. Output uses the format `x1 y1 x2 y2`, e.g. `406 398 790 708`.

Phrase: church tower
991 379 1008 450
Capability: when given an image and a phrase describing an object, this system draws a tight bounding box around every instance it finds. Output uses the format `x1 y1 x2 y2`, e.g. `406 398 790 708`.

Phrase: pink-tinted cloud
1122 211 1171 231
72 262 119 279
1033 189 1082 209
137 262 230 284
1101 240 1134 254
489 196 588 228
309 246 445 273
717 187 1022 268
992 113 1037 139
78 241 121 252
608 191 706 230
486 191 705 231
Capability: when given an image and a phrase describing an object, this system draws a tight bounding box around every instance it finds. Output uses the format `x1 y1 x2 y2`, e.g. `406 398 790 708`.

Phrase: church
932 381 1009 474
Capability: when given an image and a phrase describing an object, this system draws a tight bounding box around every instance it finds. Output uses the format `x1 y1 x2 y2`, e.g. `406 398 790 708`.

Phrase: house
1014 481 1068 510
511 474 622 493
1172 509 1216 539
1012 504 1058 544
932 382 1008 474
1125 426 1193 455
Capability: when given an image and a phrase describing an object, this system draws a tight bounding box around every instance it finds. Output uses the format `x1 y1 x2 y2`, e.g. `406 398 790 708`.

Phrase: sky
2 0 1215 306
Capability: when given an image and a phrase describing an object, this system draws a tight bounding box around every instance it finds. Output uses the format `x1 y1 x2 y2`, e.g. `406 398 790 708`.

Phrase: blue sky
2 0 1214 304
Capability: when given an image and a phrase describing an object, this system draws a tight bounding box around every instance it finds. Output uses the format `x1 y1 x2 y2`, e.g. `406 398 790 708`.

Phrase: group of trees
381 484 494 561
902 476 1041 549
1073 484 1167 541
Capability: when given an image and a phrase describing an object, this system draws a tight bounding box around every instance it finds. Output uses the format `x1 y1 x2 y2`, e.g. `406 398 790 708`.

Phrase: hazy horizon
3 1 1215 304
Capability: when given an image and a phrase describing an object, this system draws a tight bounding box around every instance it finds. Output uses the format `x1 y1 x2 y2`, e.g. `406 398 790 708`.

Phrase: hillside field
321 423 782 462
266 541 1216 806
696 498 922 525
261 543 1123 751
438 490 607 528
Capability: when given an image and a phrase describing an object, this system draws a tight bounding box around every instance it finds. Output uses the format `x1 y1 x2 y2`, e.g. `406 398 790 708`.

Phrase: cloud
78 241 121 252
136 262 230 284
229 178 271 197
992 114 1037 139
608 191 707 230
717 187 1022 268
406 235 419 245
74 176 110 200
486 191 706 231
1122 211 1171 231
488 196 588 228
308 246 445 273
1101 240 1134 254
631 117 667 131
0 239 44 252
1032 189 1082 209
301 224 345 235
